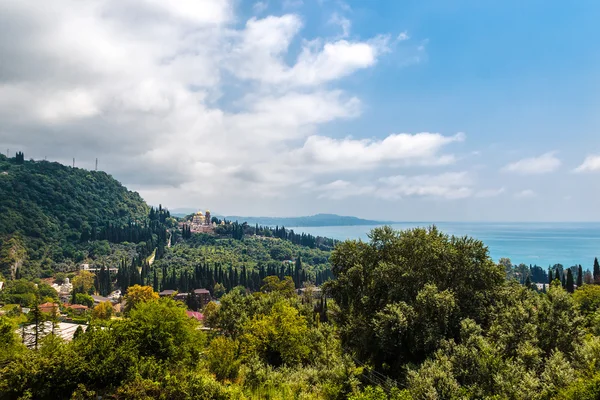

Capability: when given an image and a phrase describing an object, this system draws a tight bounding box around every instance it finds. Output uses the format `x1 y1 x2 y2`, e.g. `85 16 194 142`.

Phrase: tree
577 265 583 288
126 297 204 361
573 284 600 322
15 151 24 164
566 269 575 293
54 272 67 285
73 325 84 340
549 270 553 284
260 276 295 298
72 271 95 295
74 293 94 308
92 301 113 320
213 283 226 299
206 336 240 381
594 258 600 284
328 226 505 374
27 301 46 350
123 284 158 313
242 300 310 366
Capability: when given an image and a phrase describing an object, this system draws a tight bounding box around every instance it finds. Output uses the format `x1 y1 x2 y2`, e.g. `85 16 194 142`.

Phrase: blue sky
1 0 600 220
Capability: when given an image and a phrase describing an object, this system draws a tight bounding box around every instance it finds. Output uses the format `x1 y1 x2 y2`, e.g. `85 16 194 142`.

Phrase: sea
289 222 600 269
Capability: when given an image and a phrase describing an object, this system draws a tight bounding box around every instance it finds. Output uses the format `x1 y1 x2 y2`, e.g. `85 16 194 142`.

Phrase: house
39 302 60 315
159 290 177 297
193 289 211 307
69 304 89 315
0 281 4 291
186 311 204 321
174 292 188 301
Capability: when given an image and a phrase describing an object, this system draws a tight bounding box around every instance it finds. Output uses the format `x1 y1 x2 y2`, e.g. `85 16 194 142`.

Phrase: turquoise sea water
290 223 600 269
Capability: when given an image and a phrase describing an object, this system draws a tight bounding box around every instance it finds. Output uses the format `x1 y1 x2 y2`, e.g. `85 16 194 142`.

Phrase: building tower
205 210 211 225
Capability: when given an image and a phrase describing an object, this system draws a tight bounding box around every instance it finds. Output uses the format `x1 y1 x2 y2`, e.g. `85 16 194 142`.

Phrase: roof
92 295 110 303
193 288 210 294
39 302 59 308
186 311 204 321
18 322 88 346
69 304 89 310
159 290 176 295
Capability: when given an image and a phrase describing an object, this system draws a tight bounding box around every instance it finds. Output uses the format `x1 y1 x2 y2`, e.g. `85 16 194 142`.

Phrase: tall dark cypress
577 265 583 288
566 269 575 293
548 270 553 284
594 258 600 284
295 256 302 288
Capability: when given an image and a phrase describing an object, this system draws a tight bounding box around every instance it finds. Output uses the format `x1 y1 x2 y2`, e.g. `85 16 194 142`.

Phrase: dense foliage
4 157 600 398
0 154 150 278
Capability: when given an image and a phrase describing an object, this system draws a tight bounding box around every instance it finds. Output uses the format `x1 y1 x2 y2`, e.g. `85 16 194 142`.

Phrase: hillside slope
0 154 149 275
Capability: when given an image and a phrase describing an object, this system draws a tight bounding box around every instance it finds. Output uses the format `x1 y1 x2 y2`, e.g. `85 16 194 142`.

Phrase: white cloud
314 172 476 201
574 155 600 173
502 152 561 174
227 15 387 87
316 180 375 200
289 132 464 170
397 31 409 41
253 1 268 13
515 189 536 198
475 187 505 198
0 0 448 212
329 12 351 38
376 172 473 200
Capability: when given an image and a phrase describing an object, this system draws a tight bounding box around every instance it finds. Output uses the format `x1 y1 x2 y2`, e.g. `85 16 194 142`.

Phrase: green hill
0 154 149 277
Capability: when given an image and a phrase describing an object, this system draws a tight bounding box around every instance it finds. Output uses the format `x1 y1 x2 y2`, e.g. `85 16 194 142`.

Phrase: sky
1 0 600 221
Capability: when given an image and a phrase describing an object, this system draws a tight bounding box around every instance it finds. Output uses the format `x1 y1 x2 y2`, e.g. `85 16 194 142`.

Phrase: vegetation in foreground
3 226 600 399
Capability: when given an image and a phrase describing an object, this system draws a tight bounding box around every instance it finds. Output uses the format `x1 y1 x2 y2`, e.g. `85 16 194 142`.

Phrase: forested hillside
3 226 600 399
0 154 335 291
0 154 149 277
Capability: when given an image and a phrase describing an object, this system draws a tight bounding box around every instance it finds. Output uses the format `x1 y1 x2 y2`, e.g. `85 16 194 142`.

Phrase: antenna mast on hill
6 149 8 157
95 158 98 171
72 158 75 168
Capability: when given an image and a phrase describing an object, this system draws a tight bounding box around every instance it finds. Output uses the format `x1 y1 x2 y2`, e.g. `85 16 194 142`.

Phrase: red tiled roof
39 303 59 313
69 304 89 310
186 311 204 321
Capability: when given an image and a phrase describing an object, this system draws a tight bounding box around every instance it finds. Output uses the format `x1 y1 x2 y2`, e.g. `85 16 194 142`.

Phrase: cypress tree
28 301 45 350
548 270 553 284
594 258 600 284
525 275 532 290
577 265 583 288
561 271 566 289
566 269 575 293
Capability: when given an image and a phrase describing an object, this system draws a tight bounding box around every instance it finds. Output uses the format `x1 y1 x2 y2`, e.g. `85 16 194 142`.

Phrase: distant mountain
223 213 395 227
